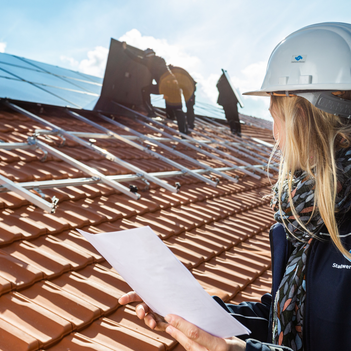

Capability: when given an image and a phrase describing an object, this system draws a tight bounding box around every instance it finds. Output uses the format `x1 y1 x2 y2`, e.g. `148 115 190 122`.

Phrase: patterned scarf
271 147 351 351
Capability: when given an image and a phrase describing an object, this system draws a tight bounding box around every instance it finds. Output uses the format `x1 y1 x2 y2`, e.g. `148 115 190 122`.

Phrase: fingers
118 291 142 305
144 312 169 332
135 302 150 319
165 314 228 351
118 292 169 332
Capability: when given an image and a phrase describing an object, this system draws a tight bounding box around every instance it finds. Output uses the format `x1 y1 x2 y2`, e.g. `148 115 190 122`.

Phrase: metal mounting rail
145 107 270 176
33 138 144 199
34 130 210 145
65 109 215 188
197 117 280 164
69 112 217 186
95 112 221 186
114 103 264 179
199 116 273 155
65 110 183 192
0 142 35 150
0 173 58 213
4 101 141 200
0 164 269 194
113 103 254 182
136 118 259 180
186 125 279 173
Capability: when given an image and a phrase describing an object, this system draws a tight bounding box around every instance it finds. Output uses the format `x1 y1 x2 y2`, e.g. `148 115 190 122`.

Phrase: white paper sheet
78 226 250 338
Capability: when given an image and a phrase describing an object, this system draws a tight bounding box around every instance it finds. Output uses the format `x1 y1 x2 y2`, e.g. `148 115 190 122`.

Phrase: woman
119 22 351 351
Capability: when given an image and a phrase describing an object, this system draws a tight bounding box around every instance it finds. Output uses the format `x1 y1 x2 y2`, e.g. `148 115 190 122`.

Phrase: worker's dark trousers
141 84 159 116
166 104 188 134
186 93 195 129
223 106 241 137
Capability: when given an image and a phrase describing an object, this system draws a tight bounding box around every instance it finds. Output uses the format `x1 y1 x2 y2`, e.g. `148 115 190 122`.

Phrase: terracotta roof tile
76 264 131 298
0 316 40 351
48 333 120 350
0 249 43 291
0 208 47 239
106 305 177 349
80 318 166 351
0 292 73 348
30 235 94 270
20 281 101 330
0 101 277 350
55 230 104 263
50 272 119 314
1 241 71 279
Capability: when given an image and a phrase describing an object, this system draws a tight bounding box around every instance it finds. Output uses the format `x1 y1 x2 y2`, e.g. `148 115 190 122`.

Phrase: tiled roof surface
0 101 276 351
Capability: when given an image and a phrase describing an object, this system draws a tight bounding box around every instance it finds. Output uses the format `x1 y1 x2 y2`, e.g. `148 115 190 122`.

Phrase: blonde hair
270 94 351 259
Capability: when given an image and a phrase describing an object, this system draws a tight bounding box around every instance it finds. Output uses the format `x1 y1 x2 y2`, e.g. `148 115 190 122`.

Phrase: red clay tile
31 235 94 270
163 240 204 269
46 333 116 351
58 200 107 226
191 266 244 301
0 317 39 351
80 318 166 351
79 198 123 222
203 221 247 245
166 206 208 228
20 281 101 330
0 292 73 348
224 247 271 269
0 249 43 291
1 208 48 239
106 305 177 350
0 220 23 246
76 264 132 299
0 149 21 163
76 184 103 198
23 206 71 234
54 230 104 262
134 213 180 238
185 202 221 222
0 165 34 182
166 235 215 262
54 186 87 201
197 262 250 290
1 241 71 279
51 271 119 314
185 231 226 254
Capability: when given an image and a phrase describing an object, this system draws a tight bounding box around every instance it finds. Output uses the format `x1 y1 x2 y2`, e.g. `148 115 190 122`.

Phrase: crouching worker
122 42 187 134
120 22 351 351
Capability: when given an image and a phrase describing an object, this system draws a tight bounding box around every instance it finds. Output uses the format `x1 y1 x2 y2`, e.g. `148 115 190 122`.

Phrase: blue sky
1 0 350 120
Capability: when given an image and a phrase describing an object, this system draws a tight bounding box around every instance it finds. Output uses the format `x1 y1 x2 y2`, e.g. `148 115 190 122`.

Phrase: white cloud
118 29 200 72
119 29 221 105
192 73 220 105
0 42 6 53
232 61 267 99
60 46 108 77
58 30 269 119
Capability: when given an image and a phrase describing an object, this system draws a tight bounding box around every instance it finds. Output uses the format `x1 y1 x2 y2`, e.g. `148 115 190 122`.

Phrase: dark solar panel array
0 53 102 109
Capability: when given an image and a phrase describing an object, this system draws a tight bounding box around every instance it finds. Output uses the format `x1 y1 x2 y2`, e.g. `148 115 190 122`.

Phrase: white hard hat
244 22 351 117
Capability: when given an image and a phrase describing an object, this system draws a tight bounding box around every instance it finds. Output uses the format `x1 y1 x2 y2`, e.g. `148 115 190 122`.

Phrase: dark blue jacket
215 214 351 351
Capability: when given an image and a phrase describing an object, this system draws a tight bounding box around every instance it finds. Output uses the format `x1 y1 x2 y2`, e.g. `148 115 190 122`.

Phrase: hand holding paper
78 226 250 338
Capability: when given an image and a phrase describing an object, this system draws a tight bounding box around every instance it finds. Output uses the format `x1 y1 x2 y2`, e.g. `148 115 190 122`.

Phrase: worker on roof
168 64 197 130
119 22 351 351
122 42 188 134
216 71 242 137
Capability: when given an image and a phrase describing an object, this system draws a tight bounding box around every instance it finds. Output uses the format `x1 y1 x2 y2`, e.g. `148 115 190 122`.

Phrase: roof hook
175 182 181 192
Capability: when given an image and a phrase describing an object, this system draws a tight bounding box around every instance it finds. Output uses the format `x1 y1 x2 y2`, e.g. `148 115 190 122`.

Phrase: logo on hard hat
292 55 306 63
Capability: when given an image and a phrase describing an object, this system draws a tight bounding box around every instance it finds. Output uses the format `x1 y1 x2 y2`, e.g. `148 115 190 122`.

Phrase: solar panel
0 52 102 108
